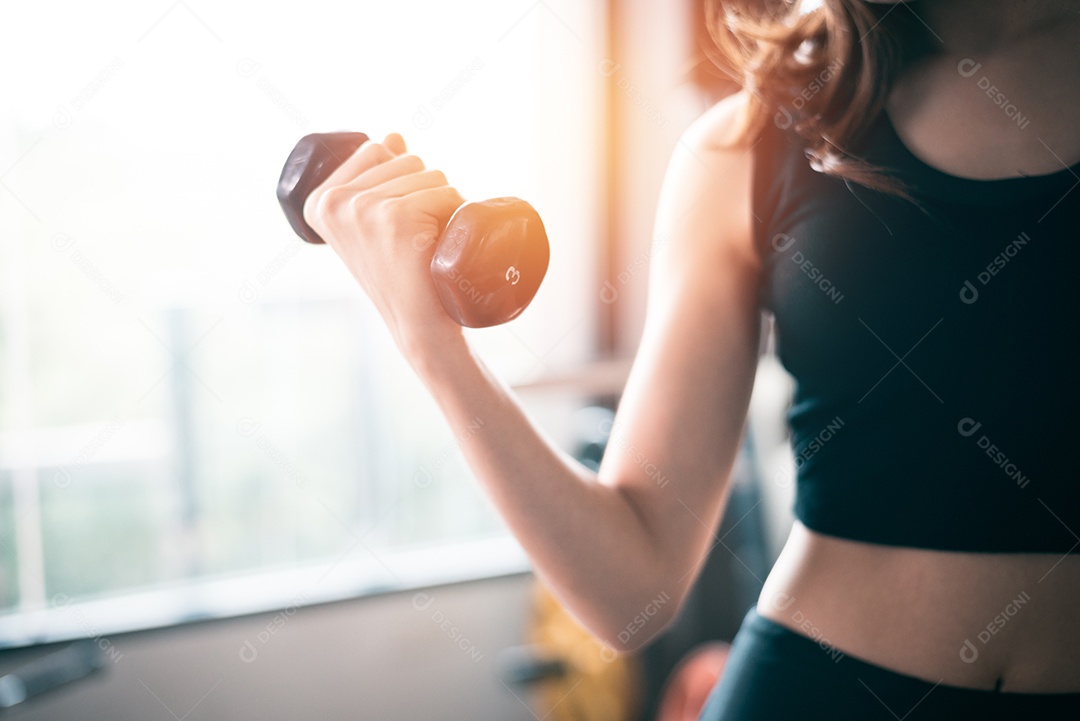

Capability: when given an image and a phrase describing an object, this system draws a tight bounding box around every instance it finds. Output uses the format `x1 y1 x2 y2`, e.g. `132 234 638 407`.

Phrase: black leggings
698 605 1080 720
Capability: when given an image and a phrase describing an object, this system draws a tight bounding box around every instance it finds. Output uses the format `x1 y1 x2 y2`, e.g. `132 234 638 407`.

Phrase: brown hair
705 0 933 202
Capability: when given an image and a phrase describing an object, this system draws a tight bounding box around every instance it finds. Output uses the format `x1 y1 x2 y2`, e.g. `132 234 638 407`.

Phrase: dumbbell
276 132 549 328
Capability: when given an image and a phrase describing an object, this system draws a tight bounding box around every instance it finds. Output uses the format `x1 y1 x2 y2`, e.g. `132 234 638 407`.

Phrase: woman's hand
303 133 467 355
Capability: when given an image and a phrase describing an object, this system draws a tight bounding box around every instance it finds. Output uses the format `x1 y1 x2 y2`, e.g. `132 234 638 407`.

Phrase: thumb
383 133 407 156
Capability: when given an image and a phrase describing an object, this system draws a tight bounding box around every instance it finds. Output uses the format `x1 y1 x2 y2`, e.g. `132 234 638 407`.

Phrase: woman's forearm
299 123 758 651
403 332 667 647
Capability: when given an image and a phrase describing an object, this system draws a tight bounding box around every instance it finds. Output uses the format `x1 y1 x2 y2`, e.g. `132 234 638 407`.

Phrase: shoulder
652 89 760 277
681 88 755 152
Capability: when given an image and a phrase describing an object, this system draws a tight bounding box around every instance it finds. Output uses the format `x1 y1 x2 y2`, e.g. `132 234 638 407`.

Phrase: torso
756 11 1080 694
758 522 1080 691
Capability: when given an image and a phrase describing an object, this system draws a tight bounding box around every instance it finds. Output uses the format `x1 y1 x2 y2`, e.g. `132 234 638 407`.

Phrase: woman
303 0 1080 716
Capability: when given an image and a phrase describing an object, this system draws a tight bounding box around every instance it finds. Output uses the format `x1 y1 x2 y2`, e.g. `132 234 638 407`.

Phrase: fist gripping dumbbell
276 132 549 328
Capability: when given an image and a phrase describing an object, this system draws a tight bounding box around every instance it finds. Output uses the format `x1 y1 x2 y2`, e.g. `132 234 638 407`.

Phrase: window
0 0 603 646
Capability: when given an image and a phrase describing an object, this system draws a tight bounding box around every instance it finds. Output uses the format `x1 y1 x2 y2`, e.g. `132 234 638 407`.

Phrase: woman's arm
304 90 761 651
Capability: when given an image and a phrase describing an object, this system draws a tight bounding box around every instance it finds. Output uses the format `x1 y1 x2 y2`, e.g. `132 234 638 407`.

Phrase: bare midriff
756 521 1080 692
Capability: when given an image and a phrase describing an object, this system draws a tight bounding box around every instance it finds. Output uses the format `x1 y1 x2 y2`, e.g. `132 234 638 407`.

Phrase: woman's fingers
398 185 466 221
302 128 461 250
326 132 439 197
320 138 397 190
383 133 407 156
367 168 451 200
349 153 427 191
322 132 408 190
305 131 440 232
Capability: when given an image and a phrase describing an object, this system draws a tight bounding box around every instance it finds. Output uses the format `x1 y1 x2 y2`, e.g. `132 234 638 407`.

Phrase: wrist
398 323 469 374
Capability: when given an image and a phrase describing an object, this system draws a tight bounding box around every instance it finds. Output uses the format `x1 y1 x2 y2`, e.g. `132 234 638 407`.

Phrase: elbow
589 493 695 653
593 586 684 654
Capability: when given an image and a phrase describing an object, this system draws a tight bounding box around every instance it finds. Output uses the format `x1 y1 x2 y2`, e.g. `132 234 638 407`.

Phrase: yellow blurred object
524 582 642 721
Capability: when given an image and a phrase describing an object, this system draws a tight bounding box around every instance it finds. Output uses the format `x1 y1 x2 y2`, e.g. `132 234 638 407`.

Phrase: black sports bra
752 107 1080 553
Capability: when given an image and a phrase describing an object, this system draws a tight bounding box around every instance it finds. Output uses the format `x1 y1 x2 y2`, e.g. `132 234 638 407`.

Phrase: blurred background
0 1 799 718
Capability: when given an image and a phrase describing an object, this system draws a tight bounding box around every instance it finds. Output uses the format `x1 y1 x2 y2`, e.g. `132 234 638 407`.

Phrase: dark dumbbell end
277 132 369 244
430 198 550 328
